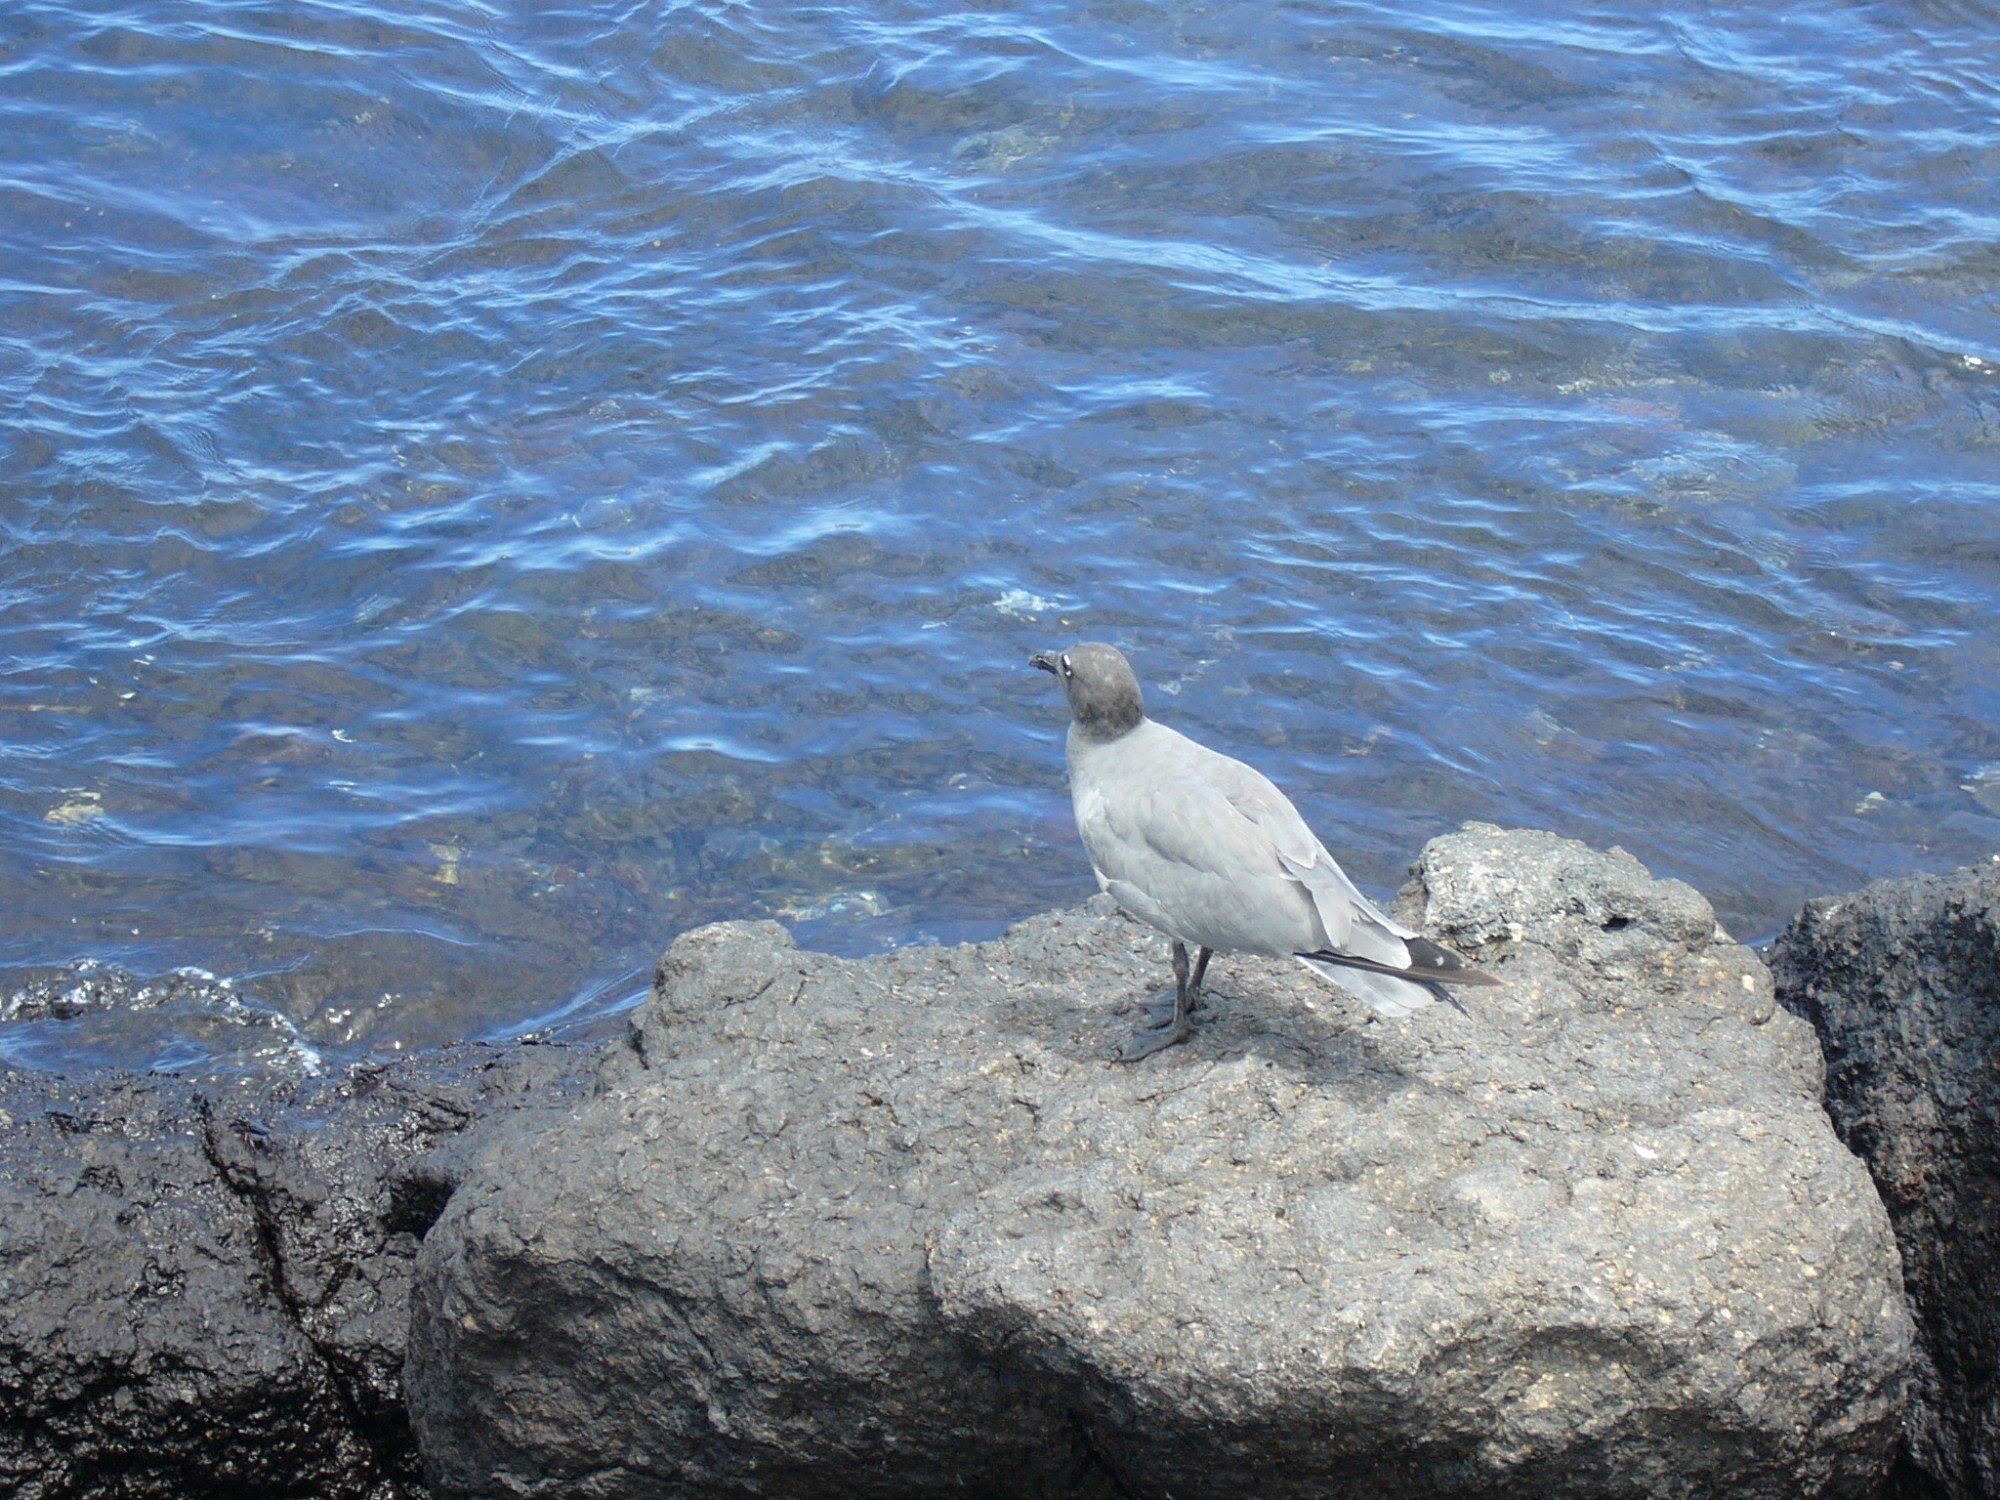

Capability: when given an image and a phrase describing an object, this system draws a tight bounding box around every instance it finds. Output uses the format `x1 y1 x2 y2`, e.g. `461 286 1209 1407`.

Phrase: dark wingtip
1298 942 1503 990
1405 935 1504 987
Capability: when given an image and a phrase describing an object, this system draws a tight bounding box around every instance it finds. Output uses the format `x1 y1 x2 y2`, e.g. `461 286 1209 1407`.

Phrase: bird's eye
1060 654 1073 677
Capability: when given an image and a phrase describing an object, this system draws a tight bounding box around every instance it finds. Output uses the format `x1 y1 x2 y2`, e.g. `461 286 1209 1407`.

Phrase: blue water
3 0 1998 1073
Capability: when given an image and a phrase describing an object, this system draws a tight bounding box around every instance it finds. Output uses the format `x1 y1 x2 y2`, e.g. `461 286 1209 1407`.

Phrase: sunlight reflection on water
2 0 1997 1070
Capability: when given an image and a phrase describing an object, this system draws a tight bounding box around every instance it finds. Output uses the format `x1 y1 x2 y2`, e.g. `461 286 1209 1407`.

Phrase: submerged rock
1769 859 2000 1500
0 960 323 1075
407 825 1913 1498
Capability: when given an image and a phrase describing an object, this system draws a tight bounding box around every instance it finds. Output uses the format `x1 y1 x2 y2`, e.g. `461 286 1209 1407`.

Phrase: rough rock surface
408 825 1914 1499
0 1041 587 1500
1769 859 2000 1500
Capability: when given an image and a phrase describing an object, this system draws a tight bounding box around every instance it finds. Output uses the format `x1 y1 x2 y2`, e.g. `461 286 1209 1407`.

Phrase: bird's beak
1029 651 1059 676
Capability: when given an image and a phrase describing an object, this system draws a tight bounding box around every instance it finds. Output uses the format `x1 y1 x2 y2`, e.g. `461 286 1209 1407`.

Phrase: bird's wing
1071 727 1321 954
1194 756 1420 968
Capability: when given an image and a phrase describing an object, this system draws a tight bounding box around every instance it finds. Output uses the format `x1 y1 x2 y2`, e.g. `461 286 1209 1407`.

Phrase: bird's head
1030 642 1145 741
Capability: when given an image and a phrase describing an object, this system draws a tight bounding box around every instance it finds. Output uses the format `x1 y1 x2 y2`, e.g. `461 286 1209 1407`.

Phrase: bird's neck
1071 711 1144 746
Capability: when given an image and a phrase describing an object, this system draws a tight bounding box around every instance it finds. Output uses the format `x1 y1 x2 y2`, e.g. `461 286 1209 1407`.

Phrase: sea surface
3 0 1997 1074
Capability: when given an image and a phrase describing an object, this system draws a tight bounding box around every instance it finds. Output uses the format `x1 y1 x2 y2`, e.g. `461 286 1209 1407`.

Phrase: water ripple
3 0 1998 1070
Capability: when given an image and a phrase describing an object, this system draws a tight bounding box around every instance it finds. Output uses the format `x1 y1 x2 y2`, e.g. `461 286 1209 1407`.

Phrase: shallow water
3 0 1998 1073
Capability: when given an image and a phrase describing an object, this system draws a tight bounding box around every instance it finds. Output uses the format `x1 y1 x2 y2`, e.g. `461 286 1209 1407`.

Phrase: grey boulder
1769 859 2000 1500
408 825 1914 1498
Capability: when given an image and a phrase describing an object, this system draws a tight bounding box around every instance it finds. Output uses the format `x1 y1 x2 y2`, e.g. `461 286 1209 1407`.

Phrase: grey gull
1031 642 1498 1061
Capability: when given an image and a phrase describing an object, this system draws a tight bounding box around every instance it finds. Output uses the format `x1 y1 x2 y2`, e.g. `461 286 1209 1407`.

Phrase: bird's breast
1072 780 1106 828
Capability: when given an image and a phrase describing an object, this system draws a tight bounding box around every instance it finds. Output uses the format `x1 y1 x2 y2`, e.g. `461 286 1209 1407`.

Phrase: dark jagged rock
0 1071 378 1500
0 1041 589 1500
1769 859 2000 1500
408 826 1914 1499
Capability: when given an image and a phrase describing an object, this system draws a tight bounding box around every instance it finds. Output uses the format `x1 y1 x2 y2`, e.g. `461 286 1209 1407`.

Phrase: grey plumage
1031 642 1497 1060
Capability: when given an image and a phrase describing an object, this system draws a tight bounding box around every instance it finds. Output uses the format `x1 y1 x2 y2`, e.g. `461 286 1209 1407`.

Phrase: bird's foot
1115 1013 1194 1064
1134 984 1205 1027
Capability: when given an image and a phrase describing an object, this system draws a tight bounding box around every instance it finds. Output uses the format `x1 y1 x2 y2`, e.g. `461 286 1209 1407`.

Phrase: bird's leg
1118 940 1197 1063
1187 946 1211 1008
1137 942 1213 1025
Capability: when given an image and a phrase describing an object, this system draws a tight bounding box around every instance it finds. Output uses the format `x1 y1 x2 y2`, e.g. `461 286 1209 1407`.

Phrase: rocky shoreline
2 825 1994 1499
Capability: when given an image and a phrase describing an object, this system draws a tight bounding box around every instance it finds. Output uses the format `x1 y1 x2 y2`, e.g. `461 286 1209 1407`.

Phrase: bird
1030 642 1499 1061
